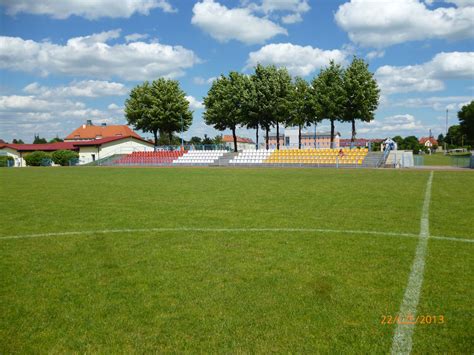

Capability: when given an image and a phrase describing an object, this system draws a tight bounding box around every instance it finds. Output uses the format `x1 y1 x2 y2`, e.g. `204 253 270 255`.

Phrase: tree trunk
298 124 302 149
153 129 158 147
255 126 259 150
265 128 269 150
232 126 238 153
276 123 280 150
351 119 356 143
168 131 173 146
330 119 335 149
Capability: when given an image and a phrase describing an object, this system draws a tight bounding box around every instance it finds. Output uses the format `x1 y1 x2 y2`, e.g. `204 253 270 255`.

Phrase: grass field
1 167 473 353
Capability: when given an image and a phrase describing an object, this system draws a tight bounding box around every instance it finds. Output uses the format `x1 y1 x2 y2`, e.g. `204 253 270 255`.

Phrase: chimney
101 122 107 127
86 120 93 126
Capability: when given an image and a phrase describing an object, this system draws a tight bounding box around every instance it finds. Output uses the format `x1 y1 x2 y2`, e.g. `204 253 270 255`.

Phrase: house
65 120 141 141
222 135 255 151
268 128 341 149
74 136 154 164
0 136 154 167
419 137 438 149
0 141 78 167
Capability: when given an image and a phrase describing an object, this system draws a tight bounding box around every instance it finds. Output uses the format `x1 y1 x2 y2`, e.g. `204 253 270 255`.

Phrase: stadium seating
173 150 227 165
264 148 368 166
114 150 185 165
229 149 274 164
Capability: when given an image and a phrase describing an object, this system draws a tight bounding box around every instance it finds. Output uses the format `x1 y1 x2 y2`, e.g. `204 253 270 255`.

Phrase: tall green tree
445 125 463 147
312 61 345 148
33 135 47 144
343 57 380 142
249 64 292 150
125 78 193 146
458 100 474 146
288 77 318 149
203 72 252 152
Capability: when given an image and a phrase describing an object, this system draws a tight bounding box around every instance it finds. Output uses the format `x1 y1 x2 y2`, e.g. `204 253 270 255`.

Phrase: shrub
24 151 51 166
0 156 14 167
51 150 79 166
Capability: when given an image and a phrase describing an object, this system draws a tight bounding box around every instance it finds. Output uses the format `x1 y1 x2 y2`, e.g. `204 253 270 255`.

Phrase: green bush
24 151 51 166
51 150 79 166
0 156 14 167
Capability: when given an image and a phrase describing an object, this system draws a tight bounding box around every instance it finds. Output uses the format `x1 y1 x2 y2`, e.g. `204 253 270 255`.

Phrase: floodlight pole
181 115 184 150
444 109 448 152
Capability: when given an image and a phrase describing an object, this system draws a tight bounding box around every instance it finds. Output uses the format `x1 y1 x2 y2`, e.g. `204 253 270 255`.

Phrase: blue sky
1 0 473 143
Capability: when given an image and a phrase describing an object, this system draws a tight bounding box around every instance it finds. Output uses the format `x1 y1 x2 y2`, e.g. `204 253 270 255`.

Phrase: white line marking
391 171 433 355
0 225 471 243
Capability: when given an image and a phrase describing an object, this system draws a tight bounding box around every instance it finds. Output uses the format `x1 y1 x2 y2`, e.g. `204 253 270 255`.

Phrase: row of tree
124 58 379 151
439 101 474 148
204 58 380 151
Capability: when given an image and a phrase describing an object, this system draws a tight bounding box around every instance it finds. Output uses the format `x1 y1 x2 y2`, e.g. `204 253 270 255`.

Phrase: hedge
24 151 51 166
51 150 79 166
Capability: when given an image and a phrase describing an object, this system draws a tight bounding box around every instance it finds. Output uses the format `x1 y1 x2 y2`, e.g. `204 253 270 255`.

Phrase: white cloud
366 50 385 60
124 33 150 42
375 51 474 94
1 0 176 19
246 0 311 24
358 114 435 136
186 96 204 110
281 13 303 24
0 94 126 141
246 43 348 76
193 76 217 85
191 0 287 44
23 80 129 98
392 96 473 111
335 0 474 48
0 30 200 80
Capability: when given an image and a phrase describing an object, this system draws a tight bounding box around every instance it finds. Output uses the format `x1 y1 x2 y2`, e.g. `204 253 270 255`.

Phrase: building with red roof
419 137 438 148
222 135 255 150
65 120 141 141
0 136 153 167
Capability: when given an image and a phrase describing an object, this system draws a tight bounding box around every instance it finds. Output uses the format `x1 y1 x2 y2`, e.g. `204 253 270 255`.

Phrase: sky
0 0 473 143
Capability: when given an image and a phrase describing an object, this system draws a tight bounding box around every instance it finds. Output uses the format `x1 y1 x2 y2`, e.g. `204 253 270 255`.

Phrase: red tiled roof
0 142 78 152
0 136 153 152
73 136 152 146
419 137 438 145
222 135 255 144
65 124 140 140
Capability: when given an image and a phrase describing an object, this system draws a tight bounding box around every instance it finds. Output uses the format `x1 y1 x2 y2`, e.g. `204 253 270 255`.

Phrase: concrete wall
387 150 414 168
78 138 154 164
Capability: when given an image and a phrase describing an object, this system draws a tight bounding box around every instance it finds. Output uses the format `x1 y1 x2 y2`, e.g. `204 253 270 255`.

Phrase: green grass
423 153 452 166
0 167 473 353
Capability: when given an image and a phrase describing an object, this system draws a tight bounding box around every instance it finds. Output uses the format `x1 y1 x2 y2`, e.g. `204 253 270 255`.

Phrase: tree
49 137 64 143
202 134 213 145
249 64 293 150
213 135 223 145
458 100 474 146
189 136 202 145
445 125 462 147
392 135 404 148
24 151 51 166
288 77 318 149
33 135 47 144
343 57 380 142
312 61 345 148
401 136 422 154
12 139 24 144
125 78 193 146
437 133 444 147
51 150 79 166
204 72 252 152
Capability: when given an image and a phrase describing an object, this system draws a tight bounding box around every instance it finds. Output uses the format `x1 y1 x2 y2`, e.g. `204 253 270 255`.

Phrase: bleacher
114 150 185 165
265 148 368 165
173 150 227 165
229 149 274 164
